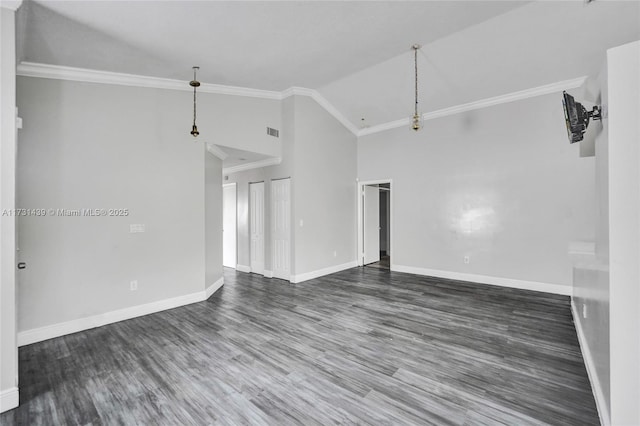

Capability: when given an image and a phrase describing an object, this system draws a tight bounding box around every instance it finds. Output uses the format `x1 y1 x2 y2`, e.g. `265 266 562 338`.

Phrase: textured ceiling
318 0 640 127
18 0 526 89
16 0 640 129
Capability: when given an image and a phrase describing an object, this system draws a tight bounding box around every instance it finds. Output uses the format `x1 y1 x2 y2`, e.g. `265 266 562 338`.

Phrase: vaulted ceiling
17 0 640 130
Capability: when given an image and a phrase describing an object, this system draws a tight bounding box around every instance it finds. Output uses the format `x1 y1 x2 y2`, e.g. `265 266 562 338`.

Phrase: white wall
0 5 19 413
205 152 223 288
572 60 611 424
226 97 295 273
200 92 281 159
15 77 232 335
607 40 640 426
292 96 357 277
227 95 357 280
358 93 596 292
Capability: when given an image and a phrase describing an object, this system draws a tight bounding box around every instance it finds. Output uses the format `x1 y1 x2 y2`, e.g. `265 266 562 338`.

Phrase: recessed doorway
358 180 392 270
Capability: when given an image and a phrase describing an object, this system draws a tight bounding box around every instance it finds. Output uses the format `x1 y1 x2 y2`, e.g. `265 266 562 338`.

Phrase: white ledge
1 1 22 11
205 144 229 160
223 157 282 175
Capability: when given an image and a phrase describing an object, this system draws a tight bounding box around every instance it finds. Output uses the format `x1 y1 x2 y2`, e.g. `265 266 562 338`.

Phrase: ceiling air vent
267 127 279 138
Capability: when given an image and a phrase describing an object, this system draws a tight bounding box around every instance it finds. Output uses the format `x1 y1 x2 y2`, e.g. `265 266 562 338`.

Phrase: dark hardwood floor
366 254 391 270
1 267 598 425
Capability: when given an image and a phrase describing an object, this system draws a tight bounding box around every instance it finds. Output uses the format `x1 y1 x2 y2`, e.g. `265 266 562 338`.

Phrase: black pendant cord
411 44 422 131
193 71 197 127
190 66 200 137
414 46 419 118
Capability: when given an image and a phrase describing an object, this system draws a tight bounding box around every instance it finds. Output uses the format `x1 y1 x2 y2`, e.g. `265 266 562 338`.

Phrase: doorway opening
222 183 237 269
358 180 392 270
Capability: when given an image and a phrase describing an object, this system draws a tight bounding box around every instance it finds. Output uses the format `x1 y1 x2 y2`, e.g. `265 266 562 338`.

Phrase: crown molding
310 90 360 136
358 117 410 137
1 0 22 11
281 86 314 98
422 76 588 121
17 62 282 100
205 143 228 160
357 75 588 137
282 86 359 135
223 157 281 175
16 62 584 140
17 62 360 135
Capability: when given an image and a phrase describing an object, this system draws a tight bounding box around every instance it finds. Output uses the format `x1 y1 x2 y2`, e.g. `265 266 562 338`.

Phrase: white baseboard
205 277 224 299
236 264 272 278
391 264 571 296
0 387 19 413
236 264 251 273
291 260 358 284
18 282 223 347
571 301 609 426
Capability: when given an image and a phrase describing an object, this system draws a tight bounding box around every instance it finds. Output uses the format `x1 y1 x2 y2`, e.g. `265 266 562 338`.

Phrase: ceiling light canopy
190 66 200 137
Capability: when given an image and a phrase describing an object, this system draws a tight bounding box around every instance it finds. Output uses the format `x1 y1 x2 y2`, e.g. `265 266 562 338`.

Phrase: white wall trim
283 86 360 135
205 277 224 299
358 118 409 137
291 260 358 284
17 282 224 347
16 62 586 140
236 264 251 273
16 63 361 136
205 143 228 160
571 301 610 426
281 86 313 99
223 157 281 175
391 264 572 296
263 270 274 278
0 1 22 11
17 62 282 100
358 76 588 137
0 387 19 413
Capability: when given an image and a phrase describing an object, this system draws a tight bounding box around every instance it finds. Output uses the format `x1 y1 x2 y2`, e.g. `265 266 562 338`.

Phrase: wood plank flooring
1 267 598 425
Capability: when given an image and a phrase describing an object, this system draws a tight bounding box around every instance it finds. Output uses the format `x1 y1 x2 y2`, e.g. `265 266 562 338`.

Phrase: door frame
271 177 291 281
357 179 393 267
249 181 265 275
222 182 237 269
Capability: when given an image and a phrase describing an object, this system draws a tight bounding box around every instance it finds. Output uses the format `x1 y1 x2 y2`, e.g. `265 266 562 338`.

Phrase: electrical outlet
299 219 304 227
464 256 470 264
333 251 337 257
130 280 138 291
582 303 587 319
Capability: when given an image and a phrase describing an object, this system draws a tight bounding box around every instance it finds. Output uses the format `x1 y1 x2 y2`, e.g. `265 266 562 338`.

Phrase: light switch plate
130 224 145 233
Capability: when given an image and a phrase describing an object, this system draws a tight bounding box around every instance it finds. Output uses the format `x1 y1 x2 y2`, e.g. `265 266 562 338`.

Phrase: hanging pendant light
411 44 423 131
189 66 200 137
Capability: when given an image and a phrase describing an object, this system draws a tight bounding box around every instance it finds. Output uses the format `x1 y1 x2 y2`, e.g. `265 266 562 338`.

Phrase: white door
272 178 291 280
250 182 265 275
222 183 237 268
363 185 380 265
